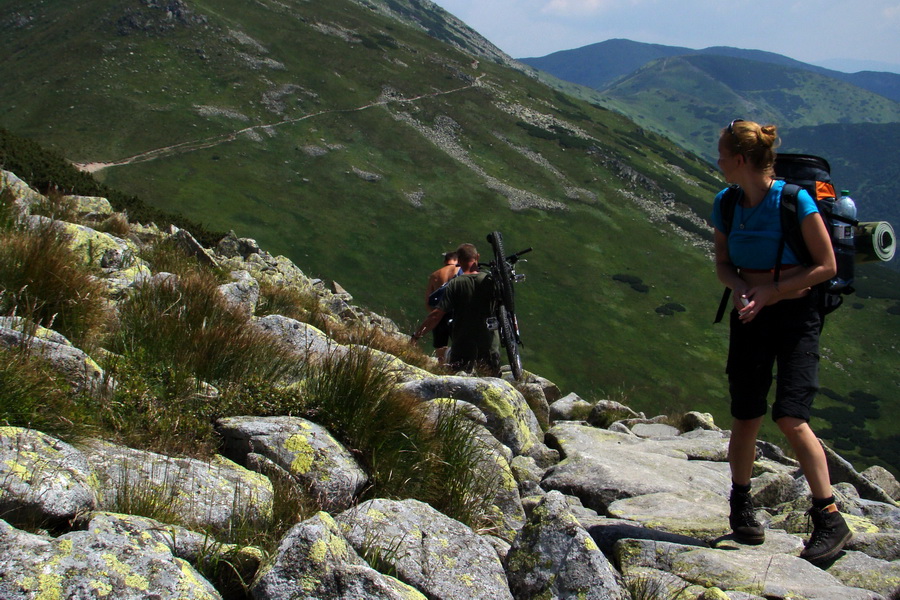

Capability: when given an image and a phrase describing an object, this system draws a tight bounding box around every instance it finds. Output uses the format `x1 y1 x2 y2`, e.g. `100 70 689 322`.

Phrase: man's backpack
714 153 857 323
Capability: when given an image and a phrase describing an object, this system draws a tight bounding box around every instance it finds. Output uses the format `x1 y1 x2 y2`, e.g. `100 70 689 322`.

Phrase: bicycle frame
484 231 532 380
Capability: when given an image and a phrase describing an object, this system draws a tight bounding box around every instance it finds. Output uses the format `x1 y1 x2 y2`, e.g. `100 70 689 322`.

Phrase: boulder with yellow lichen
252 511 426 600
216 415 368 513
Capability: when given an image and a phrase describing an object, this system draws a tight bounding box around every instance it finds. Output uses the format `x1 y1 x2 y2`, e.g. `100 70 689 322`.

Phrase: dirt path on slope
75 77 484 173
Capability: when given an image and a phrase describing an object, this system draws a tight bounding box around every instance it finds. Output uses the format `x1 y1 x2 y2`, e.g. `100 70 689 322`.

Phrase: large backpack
714 153 857 323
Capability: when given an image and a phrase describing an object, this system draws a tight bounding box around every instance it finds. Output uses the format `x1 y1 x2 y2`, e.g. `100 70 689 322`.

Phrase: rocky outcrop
2 172 899 599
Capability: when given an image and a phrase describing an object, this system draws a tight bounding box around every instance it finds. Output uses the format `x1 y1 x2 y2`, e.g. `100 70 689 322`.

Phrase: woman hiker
711 119 851 564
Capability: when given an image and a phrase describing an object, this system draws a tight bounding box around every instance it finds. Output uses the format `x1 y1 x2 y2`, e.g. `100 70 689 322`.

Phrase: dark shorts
432 312 452 348
727 293 823 422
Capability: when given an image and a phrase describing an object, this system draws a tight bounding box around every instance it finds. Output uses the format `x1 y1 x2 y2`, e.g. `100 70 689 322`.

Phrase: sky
431 0 900 73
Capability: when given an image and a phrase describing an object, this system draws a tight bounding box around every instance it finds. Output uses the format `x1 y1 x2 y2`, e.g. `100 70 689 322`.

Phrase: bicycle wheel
499 304 523 381
488 231 516 316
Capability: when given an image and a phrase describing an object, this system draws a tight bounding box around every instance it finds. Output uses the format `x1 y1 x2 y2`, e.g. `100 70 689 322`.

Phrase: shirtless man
423 251 459 363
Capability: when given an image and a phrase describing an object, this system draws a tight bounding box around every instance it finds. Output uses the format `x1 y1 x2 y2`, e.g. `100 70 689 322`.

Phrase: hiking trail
75 76 484 173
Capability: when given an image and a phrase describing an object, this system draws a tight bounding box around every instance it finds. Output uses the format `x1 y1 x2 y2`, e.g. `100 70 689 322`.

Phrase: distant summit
518 38 900 102
813 57 900 75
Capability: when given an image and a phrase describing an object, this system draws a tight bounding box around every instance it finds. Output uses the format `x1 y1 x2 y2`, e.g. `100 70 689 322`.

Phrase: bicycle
484 231 532 381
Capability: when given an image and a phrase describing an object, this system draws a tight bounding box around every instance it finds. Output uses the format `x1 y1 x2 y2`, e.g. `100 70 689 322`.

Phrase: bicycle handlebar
508 247 532 262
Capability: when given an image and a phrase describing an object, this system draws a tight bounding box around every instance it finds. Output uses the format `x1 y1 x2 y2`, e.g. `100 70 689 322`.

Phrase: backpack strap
714 186 742 324
777 183 811 275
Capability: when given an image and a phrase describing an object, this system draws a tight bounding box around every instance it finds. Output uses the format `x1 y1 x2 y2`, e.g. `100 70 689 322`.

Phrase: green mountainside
1 1 899 472
521 40 900 271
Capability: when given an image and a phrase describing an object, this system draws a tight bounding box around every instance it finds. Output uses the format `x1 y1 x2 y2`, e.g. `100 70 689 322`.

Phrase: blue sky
432 0 900 73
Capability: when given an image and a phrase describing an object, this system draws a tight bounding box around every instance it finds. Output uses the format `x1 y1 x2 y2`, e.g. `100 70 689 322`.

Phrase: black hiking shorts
727 294 823 422
432 312 452 348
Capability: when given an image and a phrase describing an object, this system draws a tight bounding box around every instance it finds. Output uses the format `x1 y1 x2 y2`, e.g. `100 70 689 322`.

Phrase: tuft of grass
98 269 302 456
301 347 503 527
109 464 183 526
0 188 19 231
332 323 441 373
96 212 131 237
0 218 109 349
419 401 504 530
255 280 322 323
623 569 690 600
301 345 425 496
111 269 296 391
139 236 228 282
0 345 83 436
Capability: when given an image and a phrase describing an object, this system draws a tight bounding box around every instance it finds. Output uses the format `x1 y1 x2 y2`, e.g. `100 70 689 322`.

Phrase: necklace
738 180 774 230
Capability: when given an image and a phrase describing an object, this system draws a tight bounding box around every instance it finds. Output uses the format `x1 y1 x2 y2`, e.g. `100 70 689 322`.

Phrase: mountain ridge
519 38 900 102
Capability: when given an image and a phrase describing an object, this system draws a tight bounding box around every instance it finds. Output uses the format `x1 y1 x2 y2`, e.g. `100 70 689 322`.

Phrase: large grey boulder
218 269 260 315
252 511 426 600
81 511 263 574
0 322 109 395
216 416 367 512
542 422 731 515
171 226 219 268
549 392 594 423
606 489 732 540
62 194 114 219
254 314 337 361
615 537 882 600
34 216 139 269
847 532 900 561
505 491 627 600
861 466 900 501
336 498 514 600
0 428 97 526
515 381 550 430
0 516 221 600
828 550 900 598
398 376 556 466
1 169 44 217
822 442 898 505
586 399 642 428
85 439 273 532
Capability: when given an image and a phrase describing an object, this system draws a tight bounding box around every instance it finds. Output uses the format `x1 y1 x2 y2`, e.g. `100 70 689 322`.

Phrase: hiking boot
800 506 852 564
729 491 765 544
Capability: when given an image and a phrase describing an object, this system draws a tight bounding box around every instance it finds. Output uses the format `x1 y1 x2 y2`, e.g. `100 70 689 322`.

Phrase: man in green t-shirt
411 243 500 376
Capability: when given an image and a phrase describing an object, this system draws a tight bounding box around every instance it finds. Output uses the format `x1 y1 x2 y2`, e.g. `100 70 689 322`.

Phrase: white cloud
540 0 632 17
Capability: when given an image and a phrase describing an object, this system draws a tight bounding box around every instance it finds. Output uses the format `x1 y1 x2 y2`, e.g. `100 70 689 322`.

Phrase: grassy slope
1 0 898 470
